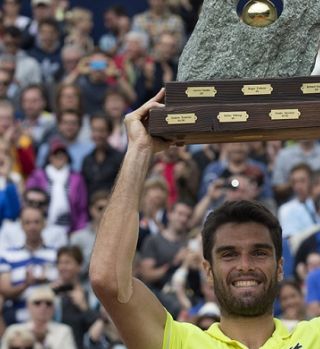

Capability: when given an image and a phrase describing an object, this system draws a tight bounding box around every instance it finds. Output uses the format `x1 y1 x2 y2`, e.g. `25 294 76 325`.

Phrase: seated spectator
168 0 203 37
0 144 20 226
28 17 63 84
0 206 57 324
20 84 55 150
103 87 128 153
138 176 168 249
0 99 35 179
0 326 36 349
132 0 185 52
52 246 99 349
36 109 94 172
0 187 69 250
114 31 153 106
27 138 88 235
71 190 109 281
54 83 90 143
199 142 274 206
81 113 123 199
0 55 20 107
64 7 94 54
193 302 220 331
59 44 85 83
2 0 31 30
305 267 320 318
1 25 42 87
272 140 320 204
139 201 193 318
65 50 135 114
99 5 130 56
1 287 76 349
278 279 307 331
278 163 316 238
85 306 128 349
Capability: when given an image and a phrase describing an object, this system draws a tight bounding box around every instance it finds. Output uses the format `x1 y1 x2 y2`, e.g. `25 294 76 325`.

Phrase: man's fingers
125 89 166 122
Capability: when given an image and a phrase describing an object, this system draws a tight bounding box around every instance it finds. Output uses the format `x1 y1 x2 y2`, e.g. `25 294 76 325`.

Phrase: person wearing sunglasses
1 287 76 349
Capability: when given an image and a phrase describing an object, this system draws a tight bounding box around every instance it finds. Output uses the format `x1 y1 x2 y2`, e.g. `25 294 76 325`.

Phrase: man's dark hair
57 108 83 127
38 18 60 33
105 5 127 17
3 25 22 39
202 200 282 263
90 112 114 134
290 162 313 177
57 245 83 266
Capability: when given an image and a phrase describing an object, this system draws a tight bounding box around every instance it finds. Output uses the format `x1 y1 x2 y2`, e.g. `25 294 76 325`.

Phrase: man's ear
203 259 214 284
277 257 284 282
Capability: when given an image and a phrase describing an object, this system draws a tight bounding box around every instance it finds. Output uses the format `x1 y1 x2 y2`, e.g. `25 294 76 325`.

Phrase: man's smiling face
204 222 283 317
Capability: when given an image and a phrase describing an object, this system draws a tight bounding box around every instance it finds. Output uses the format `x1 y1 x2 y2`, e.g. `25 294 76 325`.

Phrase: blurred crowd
0 0 319 348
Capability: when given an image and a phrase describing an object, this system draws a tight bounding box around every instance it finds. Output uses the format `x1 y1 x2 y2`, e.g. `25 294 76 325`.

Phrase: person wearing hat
1 287 76 349
26 137 88 234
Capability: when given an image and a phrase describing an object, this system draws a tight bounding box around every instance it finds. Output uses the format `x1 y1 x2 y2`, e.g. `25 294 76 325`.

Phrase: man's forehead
213 222 274 248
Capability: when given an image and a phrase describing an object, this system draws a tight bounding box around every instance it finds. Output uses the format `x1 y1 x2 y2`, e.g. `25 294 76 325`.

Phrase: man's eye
222 251 237 258
253 250 267 257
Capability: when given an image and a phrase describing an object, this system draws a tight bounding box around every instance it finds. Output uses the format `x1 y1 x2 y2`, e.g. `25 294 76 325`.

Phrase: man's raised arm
89 89 170 349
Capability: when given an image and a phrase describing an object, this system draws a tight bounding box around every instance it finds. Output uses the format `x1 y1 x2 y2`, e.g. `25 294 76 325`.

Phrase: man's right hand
124 88 171 154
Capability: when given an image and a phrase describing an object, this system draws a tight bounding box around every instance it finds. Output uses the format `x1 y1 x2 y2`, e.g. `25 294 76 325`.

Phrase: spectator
36 109 94 172
272 140 320 204
24 0 54 50
0 69 12 100
0 187 69 250
1 25 42 87
20 84 55 150
81 113 123 199
305 267 320 318
138 176 168 249
59 44 85 83
27 138 88 234
54 83 91 142
64 7 94 54
1 287 76 349
278 279 307 331
193 302 220 331
0 326 36 349
0 54 20 107
28 17 62 84
70 189 109 281
103 87 128 153
52 246 99 349
132 0 185 52
278 163 316 238
0 206 57 324
99 5 130 56
114 31 152 106
199 142 273 206
0 99 35 179
149 31 179 95
139 201 193 318
2 0 31 30
0 295 5 337
0 144 20 227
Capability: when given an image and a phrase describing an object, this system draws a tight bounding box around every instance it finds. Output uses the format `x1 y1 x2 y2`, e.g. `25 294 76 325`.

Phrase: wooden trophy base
148 76 320 144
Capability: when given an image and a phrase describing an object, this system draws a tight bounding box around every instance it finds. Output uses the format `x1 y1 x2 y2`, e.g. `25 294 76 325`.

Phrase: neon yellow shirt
163 311 320 349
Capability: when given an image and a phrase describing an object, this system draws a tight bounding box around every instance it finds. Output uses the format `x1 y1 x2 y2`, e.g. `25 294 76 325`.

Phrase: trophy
149 0 320 144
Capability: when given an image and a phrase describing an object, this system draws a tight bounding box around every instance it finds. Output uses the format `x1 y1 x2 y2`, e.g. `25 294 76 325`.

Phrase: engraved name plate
217 111 249 123
301 83 320 94
166 113 198 125
269 109 301 120
242 84 273 95
185 87 217 97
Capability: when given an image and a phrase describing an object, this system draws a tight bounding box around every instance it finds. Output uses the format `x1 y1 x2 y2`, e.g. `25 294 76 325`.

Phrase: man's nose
236 254 254 271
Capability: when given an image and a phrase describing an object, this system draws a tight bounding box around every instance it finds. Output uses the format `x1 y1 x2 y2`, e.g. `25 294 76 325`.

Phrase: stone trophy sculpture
149 0 320 144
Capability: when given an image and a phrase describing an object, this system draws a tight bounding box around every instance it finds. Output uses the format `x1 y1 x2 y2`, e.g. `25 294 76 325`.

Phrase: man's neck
162 227 184 242
25 240 43 251
219 313 275 349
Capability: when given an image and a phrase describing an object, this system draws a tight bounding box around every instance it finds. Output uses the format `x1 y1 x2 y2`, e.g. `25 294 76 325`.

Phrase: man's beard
213 270 278 317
